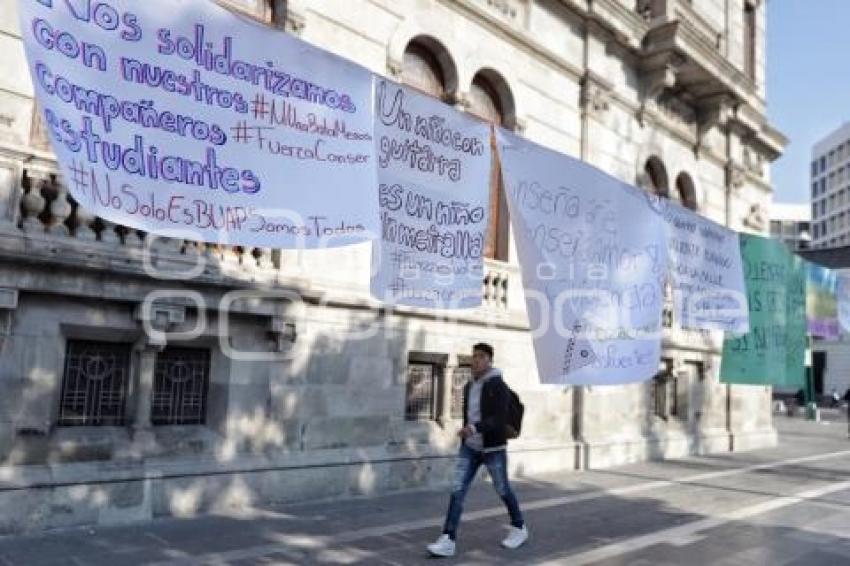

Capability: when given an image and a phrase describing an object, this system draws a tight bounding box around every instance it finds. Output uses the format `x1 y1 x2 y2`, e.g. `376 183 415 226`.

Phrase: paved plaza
0 415 848 565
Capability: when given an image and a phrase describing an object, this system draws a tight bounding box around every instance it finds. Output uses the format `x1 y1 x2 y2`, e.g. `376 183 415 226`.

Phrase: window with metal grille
651 358 674 419
59 340 131 426
405 362 439 421
151 347 210 425
451 365 471 419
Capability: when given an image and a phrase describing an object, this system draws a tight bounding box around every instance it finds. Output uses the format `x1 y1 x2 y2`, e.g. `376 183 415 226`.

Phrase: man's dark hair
473 342 494 359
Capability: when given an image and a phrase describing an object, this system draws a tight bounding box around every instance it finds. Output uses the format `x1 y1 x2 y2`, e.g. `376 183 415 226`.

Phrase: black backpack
505 384 524 439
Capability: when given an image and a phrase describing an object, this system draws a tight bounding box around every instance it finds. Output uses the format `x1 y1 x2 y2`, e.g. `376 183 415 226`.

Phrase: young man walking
427 343 527 557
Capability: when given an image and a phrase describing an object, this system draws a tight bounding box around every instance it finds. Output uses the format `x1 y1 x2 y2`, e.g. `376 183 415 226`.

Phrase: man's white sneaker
427 534 456 557
501 525 528 549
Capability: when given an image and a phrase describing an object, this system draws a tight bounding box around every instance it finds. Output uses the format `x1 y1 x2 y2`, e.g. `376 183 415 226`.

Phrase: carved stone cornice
386 57 403 81
672 0 723 51
728 104 786 162
725 161 746 192
214 0 274 24
743 203 767 232
742 146 764 178
133 300 187 348
640 14 756 106
580 70 613 116
270 0 306 35
695 93 732 152
638 62 678 126
638 14 786 159
759 124 787 161
443 0 585 80
471 0 529 27
583 0 649 51
285 9 306 35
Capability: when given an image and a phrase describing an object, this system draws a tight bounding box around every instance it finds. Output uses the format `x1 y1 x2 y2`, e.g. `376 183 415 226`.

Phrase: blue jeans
442 444 524 540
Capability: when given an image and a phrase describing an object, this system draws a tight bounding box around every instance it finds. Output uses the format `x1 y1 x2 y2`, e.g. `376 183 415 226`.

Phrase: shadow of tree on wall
0 303 473 533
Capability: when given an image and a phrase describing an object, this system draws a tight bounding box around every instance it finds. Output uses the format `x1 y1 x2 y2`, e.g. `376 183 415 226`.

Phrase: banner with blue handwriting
20 0 378 247
651 198 749 333
370 79 491 308
498 131 667 385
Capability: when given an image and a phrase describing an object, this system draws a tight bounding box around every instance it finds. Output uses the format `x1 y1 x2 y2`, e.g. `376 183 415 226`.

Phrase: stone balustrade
3 164 516 312
482 260 510 310
6 165 277 273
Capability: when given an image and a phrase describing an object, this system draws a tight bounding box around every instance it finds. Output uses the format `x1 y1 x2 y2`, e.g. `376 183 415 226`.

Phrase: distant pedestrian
830 387 840 408
794 388 805 415
844 387 850 438
426 343 527 558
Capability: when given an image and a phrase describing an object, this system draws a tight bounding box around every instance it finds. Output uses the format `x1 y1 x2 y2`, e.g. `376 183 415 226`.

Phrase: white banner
20 0 378 247
499 132 667 385
653 198 749 333
837 272 850 333
370 79 491 308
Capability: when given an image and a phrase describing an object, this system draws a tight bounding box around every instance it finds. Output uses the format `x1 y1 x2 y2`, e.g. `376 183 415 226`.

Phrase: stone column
46 176 72 236
131 341 161 450
0 288 18 353
21 169 49 233
0 162 21 228
438 355 457 427
73 203 98 241
133 345 158 430
100 218 121 245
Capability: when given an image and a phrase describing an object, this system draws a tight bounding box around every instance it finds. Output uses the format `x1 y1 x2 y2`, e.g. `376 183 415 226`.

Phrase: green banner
785 253 806 388
720 234 806 387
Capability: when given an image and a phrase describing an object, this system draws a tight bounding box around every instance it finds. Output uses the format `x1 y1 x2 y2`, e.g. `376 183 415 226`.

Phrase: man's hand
457 425 475 439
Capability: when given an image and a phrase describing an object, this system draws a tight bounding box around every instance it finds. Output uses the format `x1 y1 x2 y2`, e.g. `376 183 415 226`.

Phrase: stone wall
0 0 783 533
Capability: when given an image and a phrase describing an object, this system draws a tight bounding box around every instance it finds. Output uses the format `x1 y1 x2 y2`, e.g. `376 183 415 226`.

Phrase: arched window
643 156 669 197
468 71 513 262
743 1 757 80
675 172 698 211
402 39 449 100
468 75 502 125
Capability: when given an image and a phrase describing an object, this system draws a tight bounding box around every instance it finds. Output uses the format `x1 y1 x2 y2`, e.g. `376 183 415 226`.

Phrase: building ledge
640 18 786 159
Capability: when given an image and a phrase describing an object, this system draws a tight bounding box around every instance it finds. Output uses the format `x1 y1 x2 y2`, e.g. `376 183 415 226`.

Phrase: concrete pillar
131 343 162 452
0 162 21 227
439 354 458 426
134 346 157 430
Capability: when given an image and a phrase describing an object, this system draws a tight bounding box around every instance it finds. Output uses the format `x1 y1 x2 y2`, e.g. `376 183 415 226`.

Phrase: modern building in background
811 122 850 248
770 202 811 251
0 0 785 533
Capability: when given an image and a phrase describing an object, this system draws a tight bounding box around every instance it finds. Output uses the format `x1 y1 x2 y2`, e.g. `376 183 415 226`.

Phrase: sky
767 0 850 204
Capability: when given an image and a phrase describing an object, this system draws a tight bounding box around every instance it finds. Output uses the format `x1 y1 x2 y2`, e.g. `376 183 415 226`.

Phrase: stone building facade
0 0 785 532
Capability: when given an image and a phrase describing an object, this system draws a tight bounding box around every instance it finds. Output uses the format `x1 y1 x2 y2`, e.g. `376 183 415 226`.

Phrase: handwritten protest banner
805 262 839 339
650 198 748 333
498 131 667 385
720 234 805 388
837 273 850 334
20 0 377 247
370 80 491 308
